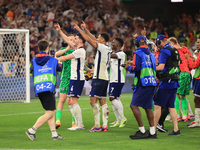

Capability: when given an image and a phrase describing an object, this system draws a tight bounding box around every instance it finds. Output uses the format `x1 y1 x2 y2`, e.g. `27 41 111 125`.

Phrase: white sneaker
109 120 117 125
188 122 200 128
67 123 78 130
68 126 85 130
165 115 171 121
68 126 75 130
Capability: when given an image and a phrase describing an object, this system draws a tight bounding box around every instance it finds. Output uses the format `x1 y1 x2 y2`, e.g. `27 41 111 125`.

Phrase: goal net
0 29 30 103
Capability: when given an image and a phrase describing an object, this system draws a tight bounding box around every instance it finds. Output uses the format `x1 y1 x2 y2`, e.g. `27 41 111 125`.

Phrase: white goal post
0 29 30 103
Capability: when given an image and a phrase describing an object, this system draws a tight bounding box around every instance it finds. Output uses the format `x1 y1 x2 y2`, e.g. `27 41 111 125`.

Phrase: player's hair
115 38 124 47
67 34 74 37
100 33 109 42
168 37 178 44
38 39 49 52
77 33 86 44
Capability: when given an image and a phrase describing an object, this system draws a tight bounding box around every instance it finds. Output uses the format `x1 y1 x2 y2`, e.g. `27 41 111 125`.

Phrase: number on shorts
70 85 73 91
111 87 114 93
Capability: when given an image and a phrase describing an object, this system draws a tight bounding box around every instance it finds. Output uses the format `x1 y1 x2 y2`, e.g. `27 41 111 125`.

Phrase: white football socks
118 100 124 112
112 104 120 122
73 103 84 127
195 108 200 125
139 126 145 133
69 105 74 116
117 100 126 120
150 126 155 135
51 129 58 137
69 105 77 124
92 103 100 127
102 103 109 127
111 100 121 122
187 98 194 116
28 126 37 134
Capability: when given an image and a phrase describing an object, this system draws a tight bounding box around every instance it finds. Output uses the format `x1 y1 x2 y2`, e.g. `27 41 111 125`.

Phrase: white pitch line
0 98 194 117
0 108 83 117
0 149 73 150
0 105 126 117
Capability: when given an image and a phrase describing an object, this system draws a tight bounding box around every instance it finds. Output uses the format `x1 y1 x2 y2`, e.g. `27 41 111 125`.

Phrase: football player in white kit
74 22 111 132
55 23 86 130
109 38 127 128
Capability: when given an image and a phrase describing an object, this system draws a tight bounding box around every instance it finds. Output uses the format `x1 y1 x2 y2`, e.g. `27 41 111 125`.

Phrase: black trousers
158 107 169 127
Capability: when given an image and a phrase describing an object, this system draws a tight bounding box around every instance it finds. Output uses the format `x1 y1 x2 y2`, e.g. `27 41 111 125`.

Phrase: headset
133 39 139 48
156 36 167 45
156 39 161 45
133 38 145 49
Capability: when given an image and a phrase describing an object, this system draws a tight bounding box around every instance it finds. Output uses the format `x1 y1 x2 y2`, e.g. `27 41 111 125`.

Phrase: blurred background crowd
0 0 200 65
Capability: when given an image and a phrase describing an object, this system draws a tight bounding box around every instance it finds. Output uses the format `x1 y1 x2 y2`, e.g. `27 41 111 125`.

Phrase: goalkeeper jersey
59 47 74 81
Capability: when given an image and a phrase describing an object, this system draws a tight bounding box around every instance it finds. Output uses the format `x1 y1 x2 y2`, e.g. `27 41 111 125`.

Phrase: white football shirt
110 50 126 83
71 47 86 80
93 43 112 80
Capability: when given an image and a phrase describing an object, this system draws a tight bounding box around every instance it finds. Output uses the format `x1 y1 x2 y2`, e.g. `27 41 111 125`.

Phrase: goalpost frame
0 29 30 103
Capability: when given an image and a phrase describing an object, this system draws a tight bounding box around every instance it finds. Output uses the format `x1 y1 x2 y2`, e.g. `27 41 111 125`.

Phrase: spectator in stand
1 0 200 63
6 6 15 22
30 35 38 59
29 16 37 25
0 8 5 20
38 21 46 32
30 23 39 34
49 37 57 53
38 31 45 41
21 22 26 29
20 5 28 15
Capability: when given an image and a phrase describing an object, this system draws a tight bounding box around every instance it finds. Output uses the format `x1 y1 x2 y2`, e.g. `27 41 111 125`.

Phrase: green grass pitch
0 92 199 150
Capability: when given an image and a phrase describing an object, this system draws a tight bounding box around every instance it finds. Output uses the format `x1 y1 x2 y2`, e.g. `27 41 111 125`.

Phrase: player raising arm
54 23 86 130
54 35 76 129
74 22 112 132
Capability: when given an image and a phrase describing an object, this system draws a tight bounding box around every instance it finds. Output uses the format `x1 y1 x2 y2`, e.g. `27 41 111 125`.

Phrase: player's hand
57 57 62 62
54 23 61 32
133 33 138 39
194 50 199 57
191 56 196 62
124 61 133 70
185 53 191 59
126 61 133 65
73 22 80 31
141 28 147 36
81 21 86 30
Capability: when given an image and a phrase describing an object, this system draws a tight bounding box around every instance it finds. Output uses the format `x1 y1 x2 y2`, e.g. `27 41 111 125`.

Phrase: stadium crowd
0 0 200 60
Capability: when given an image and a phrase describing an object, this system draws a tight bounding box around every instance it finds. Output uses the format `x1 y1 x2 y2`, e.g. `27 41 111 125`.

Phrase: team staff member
154 35 181 136
125 35 157 139
185 37 200 128
26 39 64 141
